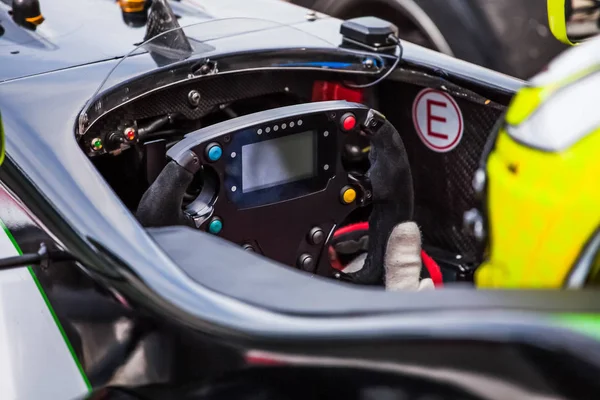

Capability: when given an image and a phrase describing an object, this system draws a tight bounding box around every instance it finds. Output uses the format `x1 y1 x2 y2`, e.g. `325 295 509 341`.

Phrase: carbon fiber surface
379 73 505 262
83 70 322 152
145 0 185 42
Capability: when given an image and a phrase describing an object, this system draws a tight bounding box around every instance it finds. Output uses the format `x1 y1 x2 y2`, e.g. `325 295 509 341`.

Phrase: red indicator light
342 114 356 131
124 128 136 141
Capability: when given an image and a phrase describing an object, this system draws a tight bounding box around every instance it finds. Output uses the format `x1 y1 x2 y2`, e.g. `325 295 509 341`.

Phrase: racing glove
330 221 440 291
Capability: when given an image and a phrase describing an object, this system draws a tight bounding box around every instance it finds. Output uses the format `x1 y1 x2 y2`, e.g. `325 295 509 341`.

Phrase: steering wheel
136 101 414 285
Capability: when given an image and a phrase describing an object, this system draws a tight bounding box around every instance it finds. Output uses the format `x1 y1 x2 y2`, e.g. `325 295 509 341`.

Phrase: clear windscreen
78 18 337 135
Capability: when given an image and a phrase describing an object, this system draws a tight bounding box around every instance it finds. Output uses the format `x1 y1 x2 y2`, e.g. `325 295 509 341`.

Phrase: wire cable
345 34 403 89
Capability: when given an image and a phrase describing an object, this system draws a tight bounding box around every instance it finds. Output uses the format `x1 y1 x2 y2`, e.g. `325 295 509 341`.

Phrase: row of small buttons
257 119 303 135
204 114 343 163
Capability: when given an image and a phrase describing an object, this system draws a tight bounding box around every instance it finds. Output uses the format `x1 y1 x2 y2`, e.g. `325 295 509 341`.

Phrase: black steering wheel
136 101 413 286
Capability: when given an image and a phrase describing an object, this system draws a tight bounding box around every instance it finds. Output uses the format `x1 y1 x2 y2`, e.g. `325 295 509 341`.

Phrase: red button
124 128 136 141
342 114 356 131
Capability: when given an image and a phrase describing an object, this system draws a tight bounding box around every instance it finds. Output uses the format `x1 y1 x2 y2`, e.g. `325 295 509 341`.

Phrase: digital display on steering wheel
219 111 338 209
241 130 317 193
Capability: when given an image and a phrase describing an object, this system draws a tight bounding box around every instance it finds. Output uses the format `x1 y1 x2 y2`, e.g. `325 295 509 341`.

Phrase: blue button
208 219 223 234
207 144 222 162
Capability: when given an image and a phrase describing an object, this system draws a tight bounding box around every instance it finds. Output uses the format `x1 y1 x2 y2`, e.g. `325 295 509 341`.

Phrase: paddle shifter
137 100 413 285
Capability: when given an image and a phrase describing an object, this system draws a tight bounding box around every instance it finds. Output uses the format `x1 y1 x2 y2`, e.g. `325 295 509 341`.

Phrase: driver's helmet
473 35 600 288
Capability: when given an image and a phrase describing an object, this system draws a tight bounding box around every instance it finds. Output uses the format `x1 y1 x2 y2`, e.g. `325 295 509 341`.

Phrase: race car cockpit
4 0 600 398
75 5 510 290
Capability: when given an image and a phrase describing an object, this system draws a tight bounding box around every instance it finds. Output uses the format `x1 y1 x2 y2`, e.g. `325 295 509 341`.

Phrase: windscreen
79 18 336 136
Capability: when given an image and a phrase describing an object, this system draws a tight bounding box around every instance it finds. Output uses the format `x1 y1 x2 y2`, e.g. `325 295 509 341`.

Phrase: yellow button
341 187 357 204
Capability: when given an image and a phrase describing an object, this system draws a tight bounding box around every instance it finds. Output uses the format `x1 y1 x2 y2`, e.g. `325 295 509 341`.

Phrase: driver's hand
334 222 435 291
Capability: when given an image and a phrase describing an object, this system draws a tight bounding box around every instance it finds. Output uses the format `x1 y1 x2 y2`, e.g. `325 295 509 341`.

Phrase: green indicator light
91 138 103 151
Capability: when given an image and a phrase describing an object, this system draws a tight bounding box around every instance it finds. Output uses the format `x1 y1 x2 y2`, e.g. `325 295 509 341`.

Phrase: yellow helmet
472 35 600 288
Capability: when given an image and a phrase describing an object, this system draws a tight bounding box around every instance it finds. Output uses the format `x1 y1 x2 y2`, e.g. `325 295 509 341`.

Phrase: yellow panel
547 0 576 46
476 129 600 288
505 87 543 126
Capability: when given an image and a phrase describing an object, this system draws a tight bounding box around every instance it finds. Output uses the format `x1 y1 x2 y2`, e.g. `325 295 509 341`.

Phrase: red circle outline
412 88 464 152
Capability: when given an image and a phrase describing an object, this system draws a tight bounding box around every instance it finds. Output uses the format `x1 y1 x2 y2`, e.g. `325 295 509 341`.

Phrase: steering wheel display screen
241 130 317 193
178 107 340 210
